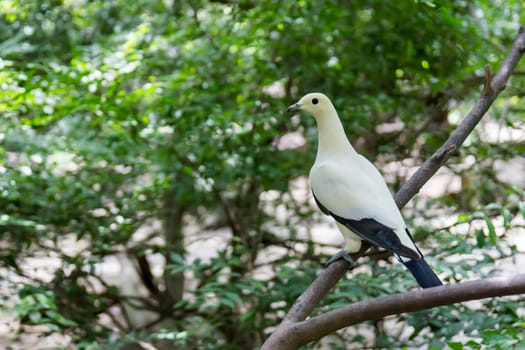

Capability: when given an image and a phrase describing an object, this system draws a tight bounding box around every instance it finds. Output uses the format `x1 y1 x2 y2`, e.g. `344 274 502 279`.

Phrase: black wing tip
397 246 421 260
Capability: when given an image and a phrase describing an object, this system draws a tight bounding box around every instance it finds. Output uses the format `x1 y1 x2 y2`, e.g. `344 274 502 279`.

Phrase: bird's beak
287 103 301 112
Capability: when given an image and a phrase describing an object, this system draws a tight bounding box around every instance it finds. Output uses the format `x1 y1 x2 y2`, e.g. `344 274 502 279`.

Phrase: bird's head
287 92 335 119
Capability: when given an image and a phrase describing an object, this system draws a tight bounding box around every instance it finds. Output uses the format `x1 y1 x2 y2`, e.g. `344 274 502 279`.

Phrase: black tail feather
403 258 442 288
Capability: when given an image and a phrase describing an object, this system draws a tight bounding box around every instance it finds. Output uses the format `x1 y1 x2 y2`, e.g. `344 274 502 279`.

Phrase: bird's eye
312 98 319 105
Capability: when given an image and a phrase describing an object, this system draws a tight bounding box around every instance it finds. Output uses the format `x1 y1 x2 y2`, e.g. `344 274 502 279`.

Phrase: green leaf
223 291 242 304
457 213 469 223
484 216 497 245
519 202 525 220
465 340 481 349
475 228 486 248
45 310 78 327
220 297 235 310
447 342 463 350
170 253 186 265
501 207 512 229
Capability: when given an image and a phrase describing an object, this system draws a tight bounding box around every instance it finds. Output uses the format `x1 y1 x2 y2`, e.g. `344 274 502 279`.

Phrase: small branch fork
262 23 525 350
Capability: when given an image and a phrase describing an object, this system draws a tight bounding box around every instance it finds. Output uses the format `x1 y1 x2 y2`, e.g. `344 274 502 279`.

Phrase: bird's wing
310 155 419 258
313 193 419 259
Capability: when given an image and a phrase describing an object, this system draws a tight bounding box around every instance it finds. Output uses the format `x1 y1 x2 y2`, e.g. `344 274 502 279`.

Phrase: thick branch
284 274 525 348
262 23 525 350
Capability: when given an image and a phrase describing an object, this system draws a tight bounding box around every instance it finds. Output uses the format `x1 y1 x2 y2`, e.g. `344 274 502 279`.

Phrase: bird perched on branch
287 92 442 289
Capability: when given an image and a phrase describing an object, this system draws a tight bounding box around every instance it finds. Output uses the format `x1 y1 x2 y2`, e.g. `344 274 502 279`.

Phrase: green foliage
1 0 524 349
447 318 525 349
160 252 319 348
15 288 78 331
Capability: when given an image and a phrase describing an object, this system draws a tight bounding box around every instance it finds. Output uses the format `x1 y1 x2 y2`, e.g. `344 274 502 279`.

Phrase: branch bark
272 274 525 349
262 23 525 350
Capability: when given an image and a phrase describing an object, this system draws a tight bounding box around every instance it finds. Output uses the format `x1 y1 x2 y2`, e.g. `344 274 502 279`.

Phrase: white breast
310 153 408 237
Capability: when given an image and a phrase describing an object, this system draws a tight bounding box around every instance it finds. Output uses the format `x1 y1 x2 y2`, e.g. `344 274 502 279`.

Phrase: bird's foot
325 249 354 267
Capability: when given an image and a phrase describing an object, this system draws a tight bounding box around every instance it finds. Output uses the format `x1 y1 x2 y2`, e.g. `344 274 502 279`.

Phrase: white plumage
310 154 417 255
287 92 442 288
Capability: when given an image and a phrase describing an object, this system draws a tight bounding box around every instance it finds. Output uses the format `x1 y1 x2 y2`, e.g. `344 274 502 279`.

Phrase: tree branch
276 274 525 349
262 23 525 350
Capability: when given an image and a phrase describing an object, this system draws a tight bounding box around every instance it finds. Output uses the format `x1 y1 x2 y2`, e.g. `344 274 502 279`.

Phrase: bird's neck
314 111 357 162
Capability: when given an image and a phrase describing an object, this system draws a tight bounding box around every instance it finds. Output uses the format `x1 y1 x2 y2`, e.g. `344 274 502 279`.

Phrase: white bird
287 92 442 288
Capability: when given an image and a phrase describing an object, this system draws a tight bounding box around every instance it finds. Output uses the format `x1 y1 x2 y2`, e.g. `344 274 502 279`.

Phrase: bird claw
325 249 354 267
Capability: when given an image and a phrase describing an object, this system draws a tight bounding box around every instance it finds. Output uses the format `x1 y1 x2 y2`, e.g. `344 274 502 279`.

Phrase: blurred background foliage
1 0 524 349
